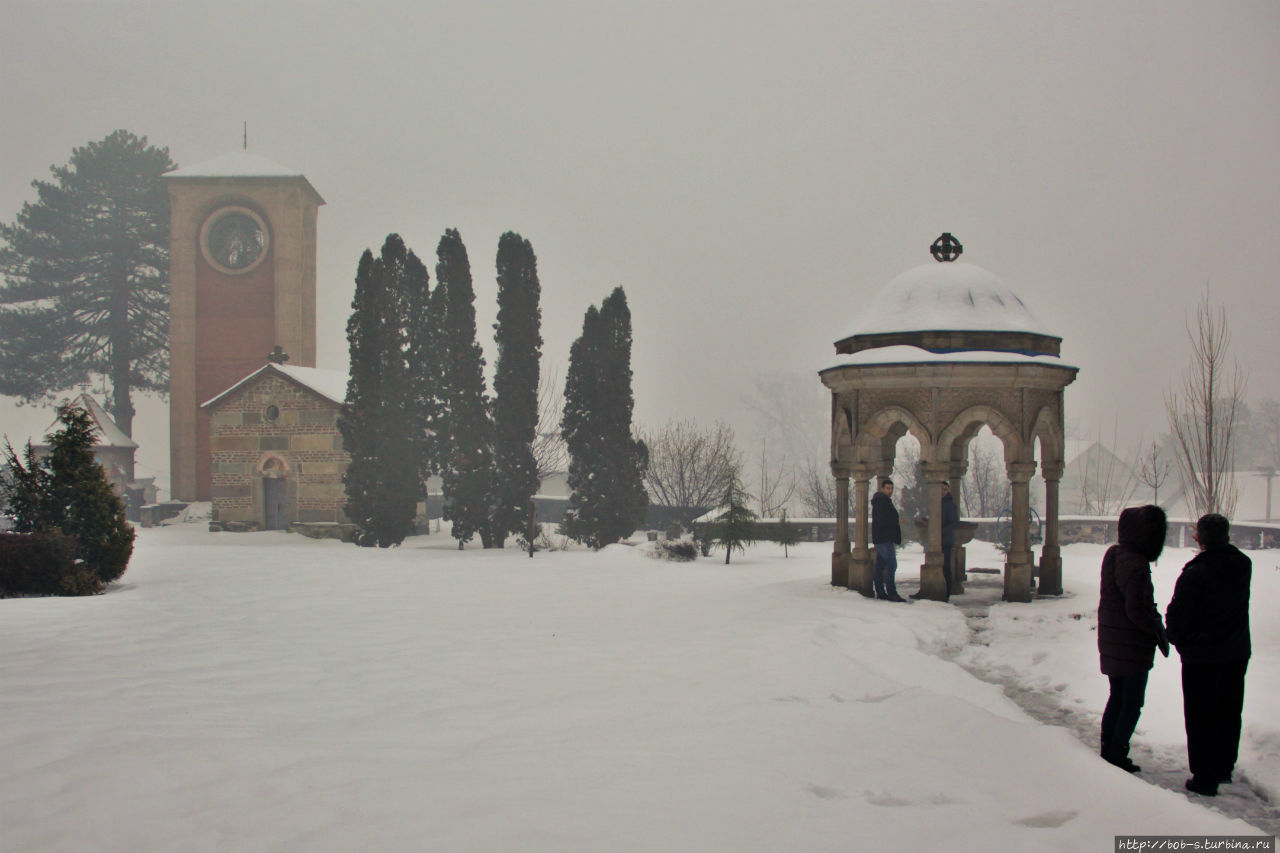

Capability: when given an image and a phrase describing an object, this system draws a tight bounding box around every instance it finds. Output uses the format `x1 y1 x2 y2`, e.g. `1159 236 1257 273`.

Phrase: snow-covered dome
833 240 1062 358
848 261 1050 338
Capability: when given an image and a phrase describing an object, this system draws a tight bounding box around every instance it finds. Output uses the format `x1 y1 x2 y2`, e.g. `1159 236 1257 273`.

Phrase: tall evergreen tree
339 236 419 547
435 229 494 548
489 232 543 546
561 287 648 548
1 403 135 585
714 473 757 565
403 248 439 486
0 130 175 441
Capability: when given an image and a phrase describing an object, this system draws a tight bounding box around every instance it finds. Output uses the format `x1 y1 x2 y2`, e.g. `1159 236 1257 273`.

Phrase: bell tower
164 152 324 501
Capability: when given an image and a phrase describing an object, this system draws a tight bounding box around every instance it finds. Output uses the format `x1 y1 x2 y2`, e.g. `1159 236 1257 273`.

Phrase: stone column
831 469 851 588
849 466 875 597
1038 460 1064 595
918 462 951 600
1004 461 1037 602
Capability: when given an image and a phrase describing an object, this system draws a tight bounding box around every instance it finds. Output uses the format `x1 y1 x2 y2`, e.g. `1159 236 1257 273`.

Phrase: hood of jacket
1117 505 1167 562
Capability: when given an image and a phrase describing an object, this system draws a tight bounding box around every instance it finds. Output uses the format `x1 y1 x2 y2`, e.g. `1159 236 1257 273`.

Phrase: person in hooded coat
1097 504 1170 773
1166 513 1252 798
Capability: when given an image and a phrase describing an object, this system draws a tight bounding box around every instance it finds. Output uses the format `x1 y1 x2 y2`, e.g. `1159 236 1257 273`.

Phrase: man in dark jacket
940 481 960 597
871 478 904 602
1097 504 1170 773
1166 513 1252 797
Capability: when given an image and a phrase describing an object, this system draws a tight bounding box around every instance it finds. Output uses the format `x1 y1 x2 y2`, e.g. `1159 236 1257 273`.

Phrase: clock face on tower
200 206 269 274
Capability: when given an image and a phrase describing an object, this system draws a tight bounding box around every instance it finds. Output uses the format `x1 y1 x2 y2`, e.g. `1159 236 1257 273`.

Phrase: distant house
31 393 157 520
1059 439 1136 515
1160 469 1279 524
201 364 350 531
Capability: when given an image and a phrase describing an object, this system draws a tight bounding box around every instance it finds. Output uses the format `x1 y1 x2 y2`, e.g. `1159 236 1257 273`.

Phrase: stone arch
854 405 934 467
1028 405 1065 466
256 452 291 478
937 405 1023 467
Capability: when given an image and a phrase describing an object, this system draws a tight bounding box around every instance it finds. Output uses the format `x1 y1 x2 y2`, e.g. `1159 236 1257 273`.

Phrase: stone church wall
206 372 348 529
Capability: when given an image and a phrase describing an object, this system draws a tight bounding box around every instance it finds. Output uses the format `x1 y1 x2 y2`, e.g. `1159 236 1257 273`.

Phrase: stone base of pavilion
834 545 1064 603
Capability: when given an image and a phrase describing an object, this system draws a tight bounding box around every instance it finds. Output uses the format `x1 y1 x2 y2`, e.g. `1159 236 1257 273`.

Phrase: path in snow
941 572 1280 836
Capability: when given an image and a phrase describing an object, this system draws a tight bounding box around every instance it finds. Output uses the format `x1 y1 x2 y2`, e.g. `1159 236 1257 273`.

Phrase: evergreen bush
0 531 95 596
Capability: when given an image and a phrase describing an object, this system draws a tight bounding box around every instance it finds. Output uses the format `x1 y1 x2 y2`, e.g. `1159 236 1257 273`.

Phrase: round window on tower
264 405 280 422
200 206 270 275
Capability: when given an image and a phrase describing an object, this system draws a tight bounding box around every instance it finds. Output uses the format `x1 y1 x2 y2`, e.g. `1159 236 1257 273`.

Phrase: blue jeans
1101 671 1149 753
874 543 898 598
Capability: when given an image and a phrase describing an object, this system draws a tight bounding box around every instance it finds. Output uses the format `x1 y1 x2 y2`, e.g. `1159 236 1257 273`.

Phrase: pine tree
561 287 648 548
489 232 543 546
715 474 757 565
0 130 175 442
1 403 135 586
435 229 494 548
339 236 419 547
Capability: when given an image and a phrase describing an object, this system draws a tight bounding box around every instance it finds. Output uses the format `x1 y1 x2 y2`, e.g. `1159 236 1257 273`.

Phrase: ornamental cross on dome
930 232 963 262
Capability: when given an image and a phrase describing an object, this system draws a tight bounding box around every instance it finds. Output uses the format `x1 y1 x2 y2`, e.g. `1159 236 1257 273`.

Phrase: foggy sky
2 0 1278 490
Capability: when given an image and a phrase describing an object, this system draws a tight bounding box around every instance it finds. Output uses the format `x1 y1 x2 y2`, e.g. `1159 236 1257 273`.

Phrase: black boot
1185 777 1218 796
1101 743 1141 773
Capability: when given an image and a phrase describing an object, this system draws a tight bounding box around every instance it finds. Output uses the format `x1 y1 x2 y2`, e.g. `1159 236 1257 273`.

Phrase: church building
164 152 324 503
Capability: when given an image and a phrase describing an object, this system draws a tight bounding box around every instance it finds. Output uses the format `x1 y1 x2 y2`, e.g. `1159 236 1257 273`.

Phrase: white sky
2 0 1278 491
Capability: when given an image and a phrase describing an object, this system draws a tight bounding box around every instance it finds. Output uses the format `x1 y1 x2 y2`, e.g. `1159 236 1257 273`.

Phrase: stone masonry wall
207 372 348 527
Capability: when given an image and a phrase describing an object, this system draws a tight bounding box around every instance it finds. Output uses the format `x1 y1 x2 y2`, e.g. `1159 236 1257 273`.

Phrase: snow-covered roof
165 151 305 179
201 364 348 409
842 261 1052 338
39 393 137 449
822 345 1075 372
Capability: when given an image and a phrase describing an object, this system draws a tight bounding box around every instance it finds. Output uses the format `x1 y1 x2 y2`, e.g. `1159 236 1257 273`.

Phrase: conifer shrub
0 531 98 596
1 404 134 586
652 539 698 562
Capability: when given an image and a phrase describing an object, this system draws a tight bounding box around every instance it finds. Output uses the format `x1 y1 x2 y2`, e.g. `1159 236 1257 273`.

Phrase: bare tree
755 438 795 518
1166 292 1246 518
1076 422 1138 516
532 366 567 480
1135 440 1173 506
797 458 839 518
639 419 742 523
1257 398 1280 469
963 439 1010 518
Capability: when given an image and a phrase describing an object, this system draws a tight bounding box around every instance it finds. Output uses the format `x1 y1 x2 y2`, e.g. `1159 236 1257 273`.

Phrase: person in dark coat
1166 513 1252 798
1097 504 1170 773
940 481 960 597
871 478 904 602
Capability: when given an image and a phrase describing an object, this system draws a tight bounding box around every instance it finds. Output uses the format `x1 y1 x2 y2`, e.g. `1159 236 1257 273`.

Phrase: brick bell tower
165 152 324 501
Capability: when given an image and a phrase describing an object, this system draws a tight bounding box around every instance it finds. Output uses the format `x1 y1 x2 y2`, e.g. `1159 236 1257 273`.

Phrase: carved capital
919 462 953 483
1039 461 1065 481
1006 461 1037 483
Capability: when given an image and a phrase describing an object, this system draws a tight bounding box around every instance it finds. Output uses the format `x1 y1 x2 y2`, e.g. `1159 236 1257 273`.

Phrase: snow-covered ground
1 526 1274 852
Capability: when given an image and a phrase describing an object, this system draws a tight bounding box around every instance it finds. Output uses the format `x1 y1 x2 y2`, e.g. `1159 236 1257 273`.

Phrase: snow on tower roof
201 364 348 409
843 261 1052 338
821 345 1075 373
165 150 305 179
39 393 137 449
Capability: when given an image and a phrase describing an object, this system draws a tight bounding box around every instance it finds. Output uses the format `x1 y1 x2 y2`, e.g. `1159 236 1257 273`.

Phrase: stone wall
207 372 348 529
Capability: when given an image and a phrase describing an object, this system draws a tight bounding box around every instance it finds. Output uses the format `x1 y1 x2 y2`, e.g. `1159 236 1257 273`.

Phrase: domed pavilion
819 234 1078 603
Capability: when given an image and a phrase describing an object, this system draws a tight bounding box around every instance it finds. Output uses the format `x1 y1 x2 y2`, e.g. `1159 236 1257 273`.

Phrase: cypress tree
404 248 438 485
435 229 494 548
339 236 419 547
489 232 543 546
561 287 648 548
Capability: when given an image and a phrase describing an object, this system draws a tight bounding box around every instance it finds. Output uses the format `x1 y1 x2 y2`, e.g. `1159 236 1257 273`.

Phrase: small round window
265 405 280 421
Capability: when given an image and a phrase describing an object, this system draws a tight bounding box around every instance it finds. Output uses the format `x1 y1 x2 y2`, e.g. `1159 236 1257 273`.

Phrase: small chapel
820 235 1078 603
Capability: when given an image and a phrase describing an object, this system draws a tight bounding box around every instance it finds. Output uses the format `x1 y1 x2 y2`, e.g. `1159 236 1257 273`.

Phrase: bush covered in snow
650 539 698 562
